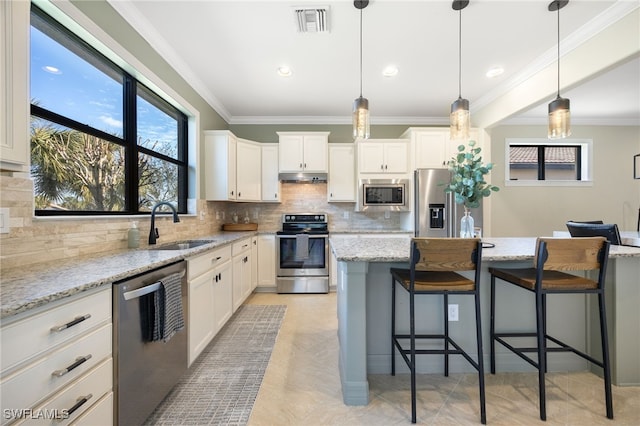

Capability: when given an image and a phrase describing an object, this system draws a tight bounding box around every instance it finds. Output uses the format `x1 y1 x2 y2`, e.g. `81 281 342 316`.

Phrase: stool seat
488 267 598 291
390 268 475 292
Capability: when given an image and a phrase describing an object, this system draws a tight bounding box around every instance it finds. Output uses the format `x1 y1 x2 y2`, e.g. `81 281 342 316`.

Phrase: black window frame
30 4 188 216
509 144 582 181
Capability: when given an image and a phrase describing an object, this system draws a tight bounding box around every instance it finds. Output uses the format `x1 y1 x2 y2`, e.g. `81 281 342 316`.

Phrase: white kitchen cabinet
358 139 409 174
0 286 112 426
277 132 329 173
251 237 258 291
328 143 356 202
261 143 280 202
232 238 252 312
0 0 29 172
257 234 276 289
236 138 262 201
402 127 481 170
186 245 232 365
204 130 237 201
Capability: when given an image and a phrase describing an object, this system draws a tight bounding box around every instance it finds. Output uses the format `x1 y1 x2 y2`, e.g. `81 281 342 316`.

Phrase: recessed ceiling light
43 65 61 74
486 66 504 78
382 65 398 77
277 66 292 77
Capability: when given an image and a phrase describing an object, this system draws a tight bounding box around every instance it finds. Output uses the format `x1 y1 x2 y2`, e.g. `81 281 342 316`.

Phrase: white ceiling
109 0 639 127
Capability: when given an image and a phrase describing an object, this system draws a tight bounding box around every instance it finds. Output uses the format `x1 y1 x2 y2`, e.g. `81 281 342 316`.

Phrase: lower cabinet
251 237 258 291
0 286 112 426
257 235 276 289
186 245 232 365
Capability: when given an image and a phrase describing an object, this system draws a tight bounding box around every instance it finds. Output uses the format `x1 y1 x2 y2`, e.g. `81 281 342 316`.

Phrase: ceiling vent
293 6 329 33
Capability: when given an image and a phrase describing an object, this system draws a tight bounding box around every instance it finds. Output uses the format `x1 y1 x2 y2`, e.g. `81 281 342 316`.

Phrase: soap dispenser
128 221 140 248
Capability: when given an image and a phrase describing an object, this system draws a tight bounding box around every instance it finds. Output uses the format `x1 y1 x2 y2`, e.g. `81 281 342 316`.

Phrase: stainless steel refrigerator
414 168 483 237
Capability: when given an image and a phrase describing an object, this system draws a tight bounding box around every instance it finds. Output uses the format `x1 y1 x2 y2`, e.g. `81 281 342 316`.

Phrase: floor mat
144 304 287 425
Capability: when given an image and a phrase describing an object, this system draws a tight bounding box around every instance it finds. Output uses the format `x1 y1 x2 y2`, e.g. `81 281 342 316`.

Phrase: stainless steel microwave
357 179 410 211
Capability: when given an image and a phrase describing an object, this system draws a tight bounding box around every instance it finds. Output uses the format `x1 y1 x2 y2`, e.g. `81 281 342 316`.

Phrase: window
506 138 592 186
29 5 187 215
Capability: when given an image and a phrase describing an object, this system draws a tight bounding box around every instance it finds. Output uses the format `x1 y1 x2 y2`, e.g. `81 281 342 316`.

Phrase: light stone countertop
0 231 256 319
329 236 640 263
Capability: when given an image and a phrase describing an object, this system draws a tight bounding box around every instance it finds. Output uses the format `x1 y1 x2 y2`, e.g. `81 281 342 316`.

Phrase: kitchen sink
150 239 216 250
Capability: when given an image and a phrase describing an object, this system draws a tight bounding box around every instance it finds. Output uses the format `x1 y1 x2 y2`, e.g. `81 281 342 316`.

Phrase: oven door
276 234 329 277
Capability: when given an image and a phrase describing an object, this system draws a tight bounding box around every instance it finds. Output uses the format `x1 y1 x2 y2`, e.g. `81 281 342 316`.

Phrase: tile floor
246 292 640 425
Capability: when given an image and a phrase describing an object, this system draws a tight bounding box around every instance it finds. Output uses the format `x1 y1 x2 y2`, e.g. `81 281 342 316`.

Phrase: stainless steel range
276 213 329 293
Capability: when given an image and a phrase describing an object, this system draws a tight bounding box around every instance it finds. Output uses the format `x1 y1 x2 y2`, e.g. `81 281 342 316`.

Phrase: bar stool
489 237 612 421
391 238 486 424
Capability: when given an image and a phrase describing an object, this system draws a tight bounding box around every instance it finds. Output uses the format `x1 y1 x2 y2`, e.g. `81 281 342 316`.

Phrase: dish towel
141 272 185 343
295 234 309 260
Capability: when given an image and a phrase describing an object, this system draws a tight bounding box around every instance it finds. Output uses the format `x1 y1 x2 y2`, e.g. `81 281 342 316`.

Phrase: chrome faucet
149 202 180 245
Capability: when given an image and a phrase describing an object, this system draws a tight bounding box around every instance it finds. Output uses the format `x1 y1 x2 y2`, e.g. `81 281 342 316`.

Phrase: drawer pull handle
50 314 91 332
66 393 93 417
211 256 222 263
52 354 92 377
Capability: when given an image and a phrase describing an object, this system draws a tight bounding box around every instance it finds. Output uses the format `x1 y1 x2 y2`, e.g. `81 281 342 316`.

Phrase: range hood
279 172 327 183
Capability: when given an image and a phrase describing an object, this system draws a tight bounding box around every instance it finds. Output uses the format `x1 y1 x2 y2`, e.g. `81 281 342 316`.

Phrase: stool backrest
411 238 481 272
565 221 622 245
535 237 609 272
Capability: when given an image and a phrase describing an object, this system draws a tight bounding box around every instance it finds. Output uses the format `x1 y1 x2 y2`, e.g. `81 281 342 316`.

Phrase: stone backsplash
0 177 404 270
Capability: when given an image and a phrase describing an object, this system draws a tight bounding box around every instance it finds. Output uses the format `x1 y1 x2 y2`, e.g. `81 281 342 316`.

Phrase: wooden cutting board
222 223 258 231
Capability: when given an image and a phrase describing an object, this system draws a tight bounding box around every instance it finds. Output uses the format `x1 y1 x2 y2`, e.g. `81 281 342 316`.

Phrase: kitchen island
330 236 640 405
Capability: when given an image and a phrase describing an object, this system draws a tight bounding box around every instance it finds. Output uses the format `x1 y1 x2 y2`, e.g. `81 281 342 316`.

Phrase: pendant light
548 0 571 139
353 0 370 140
450 0 470 141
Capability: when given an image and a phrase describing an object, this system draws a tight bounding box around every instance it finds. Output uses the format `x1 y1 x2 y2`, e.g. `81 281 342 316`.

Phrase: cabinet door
328 144 355 201
0 0 29 172
213 260 232 332
204 131 237 200
251 237 258 291
242 251 252 300
188 270 215 365
302 134 328 172
415 131 448 169
383 142 408 173
278 135 304 172
232 252 250 312
358 142 385 173
261 144 280 201
257 235 276 288
236 139 261 201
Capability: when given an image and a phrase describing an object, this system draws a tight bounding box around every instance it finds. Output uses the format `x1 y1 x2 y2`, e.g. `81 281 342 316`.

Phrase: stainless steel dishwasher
113 260 188 426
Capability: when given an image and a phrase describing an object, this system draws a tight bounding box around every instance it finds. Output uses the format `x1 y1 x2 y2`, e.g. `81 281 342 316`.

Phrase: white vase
460 208 475 238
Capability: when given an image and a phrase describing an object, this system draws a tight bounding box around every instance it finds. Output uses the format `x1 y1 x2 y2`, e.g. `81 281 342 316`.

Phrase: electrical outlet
0 208 9 234
448 304 459 322
215 211 220 220
384 210 391 219
199 211 206 221
343 211 349 219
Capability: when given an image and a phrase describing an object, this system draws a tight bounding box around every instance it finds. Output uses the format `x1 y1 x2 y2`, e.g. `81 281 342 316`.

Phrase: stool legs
474 289 487 424
410 290 417 423
391 277 396 376
443 293 449 377
490 275 496 375
535 289 547 421
599 291 614 419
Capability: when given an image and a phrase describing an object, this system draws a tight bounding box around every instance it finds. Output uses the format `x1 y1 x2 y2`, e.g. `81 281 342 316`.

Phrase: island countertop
329 235 640 263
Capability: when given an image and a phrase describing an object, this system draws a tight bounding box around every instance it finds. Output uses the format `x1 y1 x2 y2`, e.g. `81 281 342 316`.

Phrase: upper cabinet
277 132 329 173
357 139 409 174
328 144 355 202
204 131 261 202
0 0 29 172
261 143 280 202
401 127 481 170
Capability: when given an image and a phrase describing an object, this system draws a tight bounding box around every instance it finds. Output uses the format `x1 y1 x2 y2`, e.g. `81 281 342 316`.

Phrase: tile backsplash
0 177 404 270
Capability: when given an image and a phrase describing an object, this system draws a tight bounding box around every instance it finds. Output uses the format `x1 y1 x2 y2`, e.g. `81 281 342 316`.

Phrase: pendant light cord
359 8 363 98
556 3 560 97
458 8 462 98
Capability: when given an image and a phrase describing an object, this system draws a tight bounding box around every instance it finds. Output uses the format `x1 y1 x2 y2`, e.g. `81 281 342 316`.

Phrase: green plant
445 140 499 209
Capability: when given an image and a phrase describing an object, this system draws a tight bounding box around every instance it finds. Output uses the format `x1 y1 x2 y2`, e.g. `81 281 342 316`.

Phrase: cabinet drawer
187 245 231 280
1 288 111 373
1 324 112 414
15 358 112 426
69 392 112 426
232 238 251 256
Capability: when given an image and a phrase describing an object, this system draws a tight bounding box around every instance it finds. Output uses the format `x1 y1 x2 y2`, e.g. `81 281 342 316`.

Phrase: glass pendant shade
450 97 470 140
548 95 571 139
353 96 370 140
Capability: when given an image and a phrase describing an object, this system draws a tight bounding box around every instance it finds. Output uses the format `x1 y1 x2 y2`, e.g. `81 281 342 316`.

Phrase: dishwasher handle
123 282 161 301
